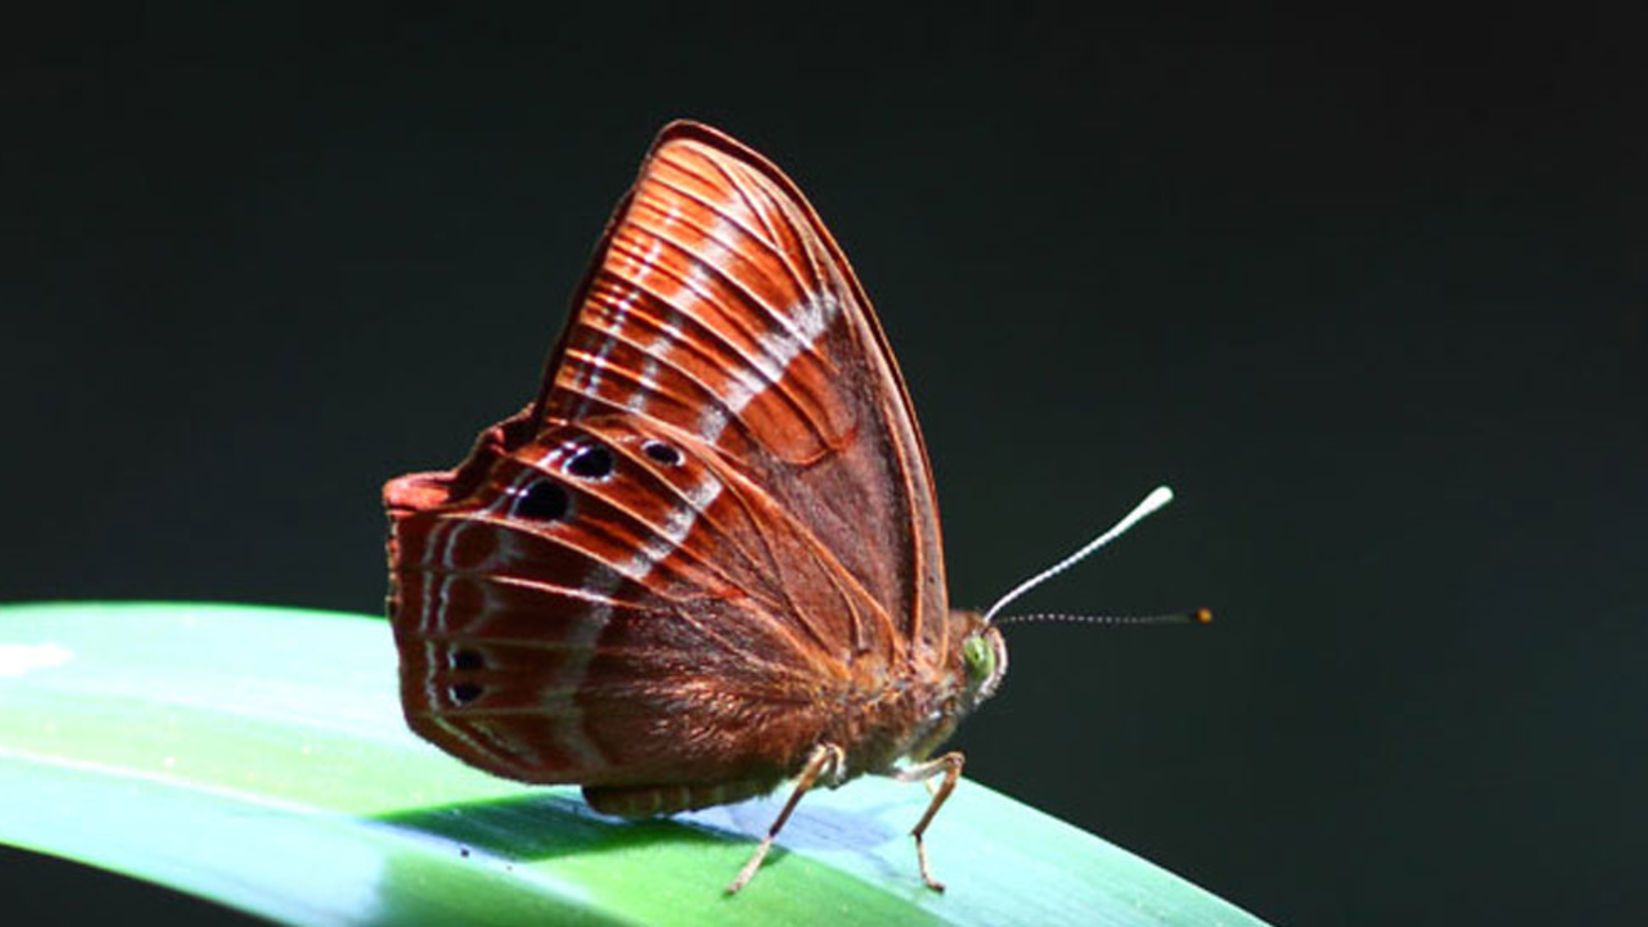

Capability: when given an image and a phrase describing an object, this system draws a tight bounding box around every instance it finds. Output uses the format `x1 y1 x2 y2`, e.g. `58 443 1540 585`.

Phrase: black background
5 5 1645 924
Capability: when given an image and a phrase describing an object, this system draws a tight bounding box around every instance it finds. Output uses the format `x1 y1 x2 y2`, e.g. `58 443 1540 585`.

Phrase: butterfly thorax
826 609 1007 779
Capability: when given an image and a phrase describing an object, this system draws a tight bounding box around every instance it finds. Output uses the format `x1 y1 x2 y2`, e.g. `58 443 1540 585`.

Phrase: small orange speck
1194 608 1214 625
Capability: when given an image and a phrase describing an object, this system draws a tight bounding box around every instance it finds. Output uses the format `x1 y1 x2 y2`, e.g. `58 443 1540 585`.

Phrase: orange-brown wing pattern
387 416 898 786
532 123 948 659
385 122 951 792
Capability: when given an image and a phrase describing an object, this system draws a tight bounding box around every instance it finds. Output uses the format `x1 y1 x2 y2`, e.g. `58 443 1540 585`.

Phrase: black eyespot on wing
514 480 569 520
450 682 483 703
642 440 682 466
451 649 485 671
567 445 614 479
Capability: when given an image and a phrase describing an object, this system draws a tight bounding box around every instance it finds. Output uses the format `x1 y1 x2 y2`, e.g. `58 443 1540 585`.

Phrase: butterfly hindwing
387 415 901 786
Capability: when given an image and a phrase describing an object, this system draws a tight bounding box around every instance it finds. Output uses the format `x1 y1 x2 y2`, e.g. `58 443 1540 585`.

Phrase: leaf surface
0 602 1266 925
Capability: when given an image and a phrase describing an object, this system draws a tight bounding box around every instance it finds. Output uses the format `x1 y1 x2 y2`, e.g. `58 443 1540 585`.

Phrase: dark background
5 5 1644 924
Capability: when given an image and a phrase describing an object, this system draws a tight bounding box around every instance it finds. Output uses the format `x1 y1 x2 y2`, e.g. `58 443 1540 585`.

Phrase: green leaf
0 602 1266 925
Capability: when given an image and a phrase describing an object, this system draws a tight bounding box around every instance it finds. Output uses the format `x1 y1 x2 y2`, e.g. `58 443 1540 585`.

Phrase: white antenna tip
982 483 1182 624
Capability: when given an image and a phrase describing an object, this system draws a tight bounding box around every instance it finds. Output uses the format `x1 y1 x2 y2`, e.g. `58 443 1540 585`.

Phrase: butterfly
383 121 1194 893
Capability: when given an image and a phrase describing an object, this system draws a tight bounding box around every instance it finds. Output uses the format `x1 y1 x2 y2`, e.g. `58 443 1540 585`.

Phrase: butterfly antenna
994 609 1213 627
982 485 1177 625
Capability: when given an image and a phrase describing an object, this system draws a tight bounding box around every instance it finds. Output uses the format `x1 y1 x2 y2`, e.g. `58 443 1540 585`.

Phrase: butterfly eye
449 682 483 704
566 445 615 479
642 440 682 466
962 634 995 684
450 649 485 671
513 480 570 521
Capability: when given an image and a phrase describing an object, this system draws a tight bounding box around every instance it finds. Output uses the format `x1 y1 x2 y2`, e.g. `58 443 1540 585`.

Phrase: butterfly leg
893 751 964 891
725 742 845 894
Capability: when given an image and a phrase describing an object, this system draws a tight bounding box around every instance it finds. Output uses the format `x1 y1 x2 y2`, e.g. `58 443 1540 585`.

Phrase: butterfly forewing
531 124 947 658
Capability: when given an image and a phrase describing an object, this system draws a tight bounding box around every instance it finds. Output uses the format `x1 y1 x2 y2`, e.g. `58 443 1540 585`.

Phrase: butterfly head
952 609 1009 712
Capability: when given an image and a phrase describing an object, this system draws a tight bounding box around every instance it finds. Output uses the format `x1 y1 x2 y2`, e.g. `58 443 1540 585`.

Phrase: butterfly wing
385 122 949 793
387 414 895 788
532 123 948 659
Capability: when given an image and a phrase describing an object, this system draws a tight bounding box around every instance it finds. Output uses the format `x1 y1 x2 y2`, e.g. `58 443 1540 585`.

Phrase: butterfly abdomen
582 778 783 818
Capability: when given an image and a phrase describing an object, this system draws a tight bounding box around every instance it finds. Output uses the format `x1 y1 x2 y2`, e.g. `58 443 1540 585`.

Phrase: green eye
962 634 994 683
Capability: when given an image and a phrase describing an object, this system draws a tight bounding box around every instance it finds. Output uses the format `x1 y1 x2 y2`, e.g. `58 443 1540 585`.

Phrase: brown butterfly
383 121 1193 893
